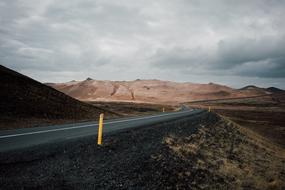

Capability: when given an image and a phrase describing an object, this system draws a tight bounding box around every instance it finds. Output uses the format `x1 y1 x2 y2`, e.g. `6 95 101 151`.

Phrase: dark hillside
267 87 284 93
0 65 118 129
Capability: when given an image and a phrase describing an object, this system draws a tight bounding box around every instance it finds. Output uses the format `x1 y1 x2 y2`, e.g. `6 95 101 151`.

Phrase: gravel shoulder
1 112 284 189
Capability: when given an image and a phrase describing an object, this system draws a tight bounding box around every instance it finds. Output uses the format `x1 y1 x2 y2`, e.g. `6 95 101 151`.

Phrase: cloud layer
1 0 285 88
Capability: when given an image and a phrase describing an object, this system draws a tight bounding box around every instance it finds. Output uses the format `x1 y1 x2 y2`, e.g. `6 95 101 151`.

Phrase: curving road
0 108 204 152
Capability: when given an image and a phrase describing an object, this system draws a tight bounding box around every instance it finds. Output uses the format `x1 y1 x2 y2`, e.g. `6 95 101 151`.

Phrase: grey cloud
216 36 285 68
0 0 285 87
234 58 285 78
213 35 285 78
152 35 285 78
151 47 210 72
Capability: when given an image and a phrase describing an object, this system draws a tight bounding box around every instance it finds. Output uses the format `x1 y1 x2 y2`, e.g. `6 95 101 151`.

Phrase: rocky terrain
47 79 275 104
0 65 118 130
1 112 284 189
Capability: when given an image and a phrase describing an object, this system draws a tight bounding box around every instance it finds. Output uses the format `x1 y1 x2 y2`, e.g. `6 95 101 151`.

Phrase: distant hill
47 78 272 104
266 87 284 93
239 85 260 90
0 65 117 129
239 85 272 95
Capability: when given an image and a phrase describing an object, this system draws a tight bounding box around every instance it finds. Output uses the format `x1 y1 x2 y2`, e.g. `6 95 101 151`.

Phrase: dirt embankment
188 93 285 148
1 112 284 189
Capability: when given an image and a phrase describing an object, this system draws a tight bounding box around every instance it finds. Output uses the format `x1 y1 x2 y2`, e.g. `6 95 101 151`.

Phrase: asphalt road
0 108 203 152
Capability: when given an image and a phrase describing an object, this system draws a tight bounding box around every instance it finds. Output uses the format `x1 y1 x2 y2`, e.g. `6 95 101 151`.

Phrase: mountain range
1 64 283 129
47 78 282 104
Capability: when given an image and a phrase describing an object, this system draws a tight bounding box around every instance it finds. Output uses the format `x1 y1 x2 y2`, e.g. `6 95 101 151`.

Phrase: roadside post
208 106 211 112
162 107 165 112
98 113 104 145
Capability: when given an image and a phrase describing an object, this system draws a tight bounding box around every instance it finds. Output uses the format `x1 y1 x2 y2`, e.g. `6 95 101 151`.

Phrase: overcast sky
1 0 285 88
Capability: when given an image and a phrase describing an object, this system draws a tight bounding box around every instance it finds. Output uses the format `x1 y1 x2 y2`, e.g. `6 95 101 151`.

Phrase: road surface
0 108 204 152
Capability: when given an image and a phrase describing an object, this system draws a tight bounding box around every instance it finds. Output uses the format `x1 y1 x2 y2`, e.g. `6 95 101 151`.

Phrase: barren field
188 93 285 148
88 101 175 116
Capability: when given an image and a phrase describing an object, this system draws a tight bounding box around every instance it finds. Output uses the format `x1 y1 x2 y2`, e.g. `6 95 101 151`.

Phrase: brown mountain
0 65 117 129
47 78 271 104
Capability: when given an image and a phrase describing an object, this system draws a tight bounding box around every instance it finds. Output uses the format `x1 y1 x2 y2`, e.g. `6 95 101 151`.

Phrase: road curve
0 108 204 152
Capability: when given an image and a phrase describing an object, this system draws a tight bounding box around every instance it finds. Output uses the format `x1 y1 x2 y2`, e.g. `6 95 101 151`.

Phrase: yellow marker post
208 106 211 112
98 113 104 145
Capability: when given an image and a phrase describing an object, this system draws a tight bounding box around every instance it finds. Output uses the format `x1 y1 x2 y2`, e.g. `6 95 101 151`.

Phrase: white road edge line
0 111 191 139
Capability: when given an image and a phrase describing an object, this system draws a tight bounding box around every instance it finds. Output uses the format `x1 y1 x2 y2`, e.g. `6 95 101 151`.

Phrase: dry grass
220 115 285 159
164 116 285 189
